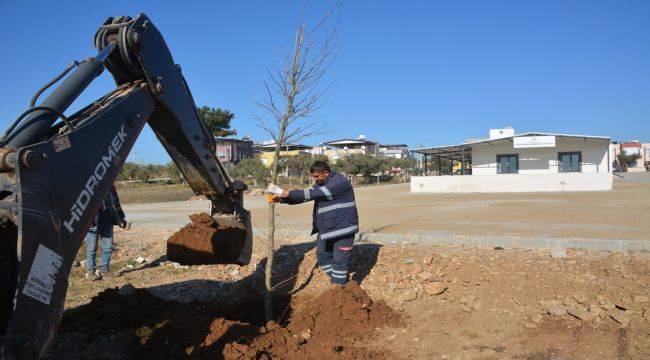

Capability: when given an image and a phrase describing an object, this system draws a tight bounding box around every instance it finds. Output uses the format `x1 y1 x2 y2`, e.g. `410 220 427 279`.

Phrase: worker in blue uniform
267 161 359 285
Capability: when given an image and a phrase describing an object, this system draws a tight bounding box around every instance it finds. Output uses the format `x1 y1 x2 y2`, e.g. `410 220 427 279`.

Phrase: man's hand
119 219 128 229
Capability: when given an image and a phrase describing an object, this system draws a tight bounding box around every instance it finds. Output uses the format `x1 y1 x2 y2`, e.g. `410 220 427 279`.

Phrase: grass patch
116 183 195 204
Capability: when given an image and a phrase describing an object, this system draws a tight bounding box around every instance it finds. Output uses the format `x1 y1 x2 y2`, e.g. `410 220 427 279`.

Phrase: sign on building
513 135 556 149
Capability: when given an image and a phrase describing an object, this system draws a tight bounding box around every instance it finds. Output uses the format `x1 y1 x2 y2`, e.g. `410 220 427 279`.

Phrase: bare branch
257 1 342 322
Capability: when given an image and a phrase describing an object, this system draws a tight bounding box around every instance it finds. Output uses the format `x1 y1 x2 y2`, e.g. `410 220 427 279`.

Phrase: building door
558 152 582 172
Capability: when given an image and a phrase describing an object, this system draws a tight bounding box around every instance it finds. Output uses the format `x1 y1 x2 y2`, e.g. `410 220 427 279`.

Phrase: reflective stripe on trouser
320 263 332 275
316 233 354 285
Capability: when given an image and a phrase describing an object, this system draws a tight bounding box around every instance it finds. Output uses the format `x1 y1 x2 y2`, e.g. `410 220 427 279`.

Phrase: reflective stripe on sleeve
320 225 359 240
304 188 311 201
331 273 347 279
317 201 356 214
331 269 347 275
320 186 333 200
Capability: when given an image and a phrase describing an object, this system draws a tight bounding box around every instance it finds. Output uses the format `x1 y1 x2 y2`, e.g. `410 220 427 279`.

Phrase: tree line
117 162 182 183
228 153 414 187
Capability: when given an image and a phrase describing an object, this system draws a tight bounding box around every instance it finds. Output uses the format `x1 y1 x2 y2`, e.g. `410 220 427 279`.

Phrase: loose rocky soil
53 229 650 359
46 281 399 359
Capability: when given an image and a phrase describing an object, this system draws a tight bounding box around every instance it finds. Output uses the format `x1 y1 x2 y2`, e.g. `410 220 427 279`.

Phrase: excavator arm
0 14 252 359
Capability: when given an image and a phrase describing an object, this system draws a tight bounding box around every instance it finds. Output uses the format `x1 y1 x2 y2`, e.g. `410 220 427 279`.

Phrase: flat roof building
411 128 612 193
254 141 313 168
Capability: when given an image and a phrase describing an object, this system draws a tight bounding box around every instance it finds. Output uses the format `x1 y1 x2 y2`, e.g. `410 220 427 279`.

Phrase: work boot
85 271 100 281
98 270 112 279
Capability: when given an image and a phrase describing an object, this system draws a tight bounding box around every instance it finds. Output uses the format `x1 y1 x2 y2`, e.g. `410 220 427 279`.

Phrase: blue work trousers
316 234 354 285
85 222 114 273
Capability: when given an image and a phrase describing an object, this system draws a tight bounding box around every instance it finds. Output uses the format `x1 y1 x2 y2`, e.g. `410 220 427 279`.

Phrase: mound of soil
51 282 400 359
226 281 401 359
167 213 246 265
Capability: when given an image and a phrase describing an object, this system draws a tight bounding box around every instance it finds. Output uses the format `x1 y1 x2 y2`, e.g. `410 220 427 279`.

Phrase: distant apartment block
322 135 379 160
214 136 253 164
254 141 313 167
312 135 411 162
379 144 409 159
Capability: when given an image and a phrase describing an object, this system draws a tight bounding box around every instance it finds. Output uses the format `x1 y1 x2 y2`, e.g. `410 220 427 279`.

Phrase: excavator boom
0 14 251 359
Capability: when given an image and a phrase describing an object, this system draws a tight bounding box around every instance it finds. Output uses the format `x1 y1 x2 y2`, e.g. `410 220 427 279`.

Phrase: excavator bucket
166 211 253 265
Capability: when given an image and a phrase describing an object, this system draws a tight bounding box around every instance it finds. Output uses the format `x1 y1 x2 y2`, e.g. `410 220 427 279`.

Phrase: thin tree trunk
265 202 275 322
265 139 284 323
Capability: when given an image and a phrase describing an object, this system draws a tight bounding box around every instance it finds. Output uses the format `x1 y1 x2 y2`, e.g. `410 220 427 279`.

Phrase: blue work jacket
283 171 359 239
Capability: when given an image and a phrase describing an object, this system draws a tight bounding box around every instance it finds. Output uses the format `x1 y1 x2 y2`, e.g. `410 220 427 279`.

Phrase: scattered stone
397 280 411 289
118 283 137 296
403 258 416 264
126 264 134 269
531 314 543 323
567 307 592 321
229 268 240 277
134 256 146 264
573 293 588 305
408 266 422 276
550 249 567 258
400 289 418 302
633 294 648 303
424 282 448 296
615 302 630 310
493 247 504 251
547 303 567 317
80 260 88 268
589 304 602 318
72 260 81 267
300 328 311 340
172 262 190 269
460 295 477 306
610 312 630 328
416 271 434 282
524 322 537 329
601 302 615 311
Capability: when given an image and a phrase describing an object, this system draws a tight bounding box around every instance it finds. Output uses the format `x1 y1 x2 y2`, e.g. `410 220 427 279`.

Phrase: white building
412 128 612 193
379 144 410 159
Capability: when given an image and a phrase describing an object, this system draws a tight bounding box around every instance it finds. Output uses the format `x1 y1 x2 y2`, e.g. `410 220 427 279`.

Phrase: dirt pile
50 282 400 359
225 281 401 359
167 213 246 265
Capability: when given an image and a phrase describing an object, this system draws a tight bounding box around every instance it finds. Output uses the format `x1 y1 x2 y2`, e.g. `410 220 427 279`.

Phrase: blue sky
1 1 648 164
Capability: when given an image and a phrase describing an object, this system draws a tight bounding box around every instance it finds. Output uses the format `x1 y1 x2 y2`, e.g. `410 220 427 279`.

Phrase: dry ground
122 173 649 243
58 235 649 359
51 174 650 359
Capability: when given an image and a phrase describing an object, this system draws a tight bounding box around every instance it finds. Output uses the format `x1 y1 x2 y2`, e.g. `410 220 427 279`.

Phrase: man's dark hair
310 160 331 173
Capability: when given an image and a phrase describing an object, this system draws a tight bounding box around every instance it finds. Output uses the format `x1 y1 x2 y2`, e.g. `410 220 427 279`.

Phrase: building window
496 154 518 174
558 152 582 172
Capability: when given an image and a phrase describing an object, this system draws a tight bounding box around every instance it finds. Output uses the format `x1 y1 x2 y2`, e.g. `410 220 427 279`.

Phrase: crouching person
268 161 358 285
